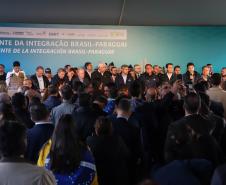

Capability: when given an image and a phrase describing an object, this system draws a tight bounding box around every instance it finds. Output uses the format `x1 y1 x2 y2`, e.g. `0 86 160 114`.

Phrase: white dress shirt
37 75 45 90
122 74 127 84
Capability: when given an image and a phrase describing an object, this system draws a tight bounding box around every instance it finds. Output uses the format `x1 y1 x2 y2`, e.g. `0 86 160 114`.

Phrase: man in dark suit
161 63 177 85
72 93 98 141
112 98 141 184
72 68 90 86
91 63 112 88
115 64 134 89
134 64 142 80
30 66 49 93
26 103 54 163
174 65 183 80
165 92 223 166
183 62 201 85
84 62 93 82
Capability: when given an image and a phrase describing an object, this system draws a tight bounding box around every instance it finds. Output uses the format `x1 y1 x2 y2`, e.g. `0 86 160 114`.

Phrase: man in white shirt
162 63 177 85
6 61 26 96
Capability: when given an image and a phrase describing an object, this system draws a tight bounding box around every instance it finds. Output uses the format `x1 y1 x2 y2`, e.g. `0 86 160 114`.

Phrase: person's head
145 64 153 75
0 121 27 158
0 93 11 104
210 73 222 86
60 85 73 101
35 66 44 77
145 87 158 102
221 67 226 81
77 68 85 79
57 68 66 79
202 66 210 77
98 63 107 74
187 62 195 74
129 80 142 98
84 62 93 72
93 95 108 110
121 64 129 75
0 103 16 123
95 116 113 136
0 64 5 73
67 68 75 78
153 65 160 75
78 93 91 107
134 64 142 74
116 98 131 117
23 79 32 89
166 63 173 74
174 65 181 75
111 66 117 76
11 92 27 109
103 83 117 98
13 61 21 73
50 114 81 173
45 68 52 78
48 85 59 96
30 103 49 122
64 64 71 73
183 92 201 115
207 64 213 73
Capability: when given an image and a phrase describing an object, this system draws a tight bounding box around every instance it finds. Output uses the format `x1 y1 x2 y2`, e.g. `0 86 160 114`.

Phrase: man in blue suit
26 103 54 163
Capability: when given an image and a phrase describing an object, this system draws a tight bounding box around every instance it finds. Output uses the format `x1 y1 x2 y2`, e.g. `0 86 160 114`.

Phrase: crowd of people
0 60 226 185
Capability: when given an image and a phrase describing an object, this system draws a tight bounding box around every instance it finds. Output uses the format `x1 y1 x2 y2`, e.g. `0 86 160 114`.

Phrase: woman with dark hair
0 103 16 125
87 116 130 185
38 114 98 185
11 92 34 128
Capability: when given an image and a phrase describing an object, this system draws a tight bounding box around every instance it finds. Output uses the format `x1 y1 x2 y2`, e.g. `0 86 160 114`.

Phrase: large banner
0 23 226 74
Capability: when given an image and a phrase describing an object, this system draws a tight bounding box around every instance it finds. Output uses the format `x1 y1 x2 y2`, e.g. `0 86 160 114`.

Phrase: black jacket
87 135 130 185
30 74 49 91
165 114 223 166
72 106 97 141
91 70 112 87
115 74 134 89
182 71 201 85
139 73 160 87
161 73 177 85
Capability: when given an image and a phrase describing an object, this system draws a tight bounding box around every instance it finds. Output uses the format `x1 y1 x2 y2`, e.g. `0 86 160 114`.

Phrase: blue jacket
26 123 54 163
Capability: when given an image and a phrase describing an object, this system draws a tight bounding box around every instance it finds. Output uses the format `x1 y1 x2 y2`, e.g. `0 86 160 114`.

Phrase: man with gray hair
73 68 89 86
91 62 112 88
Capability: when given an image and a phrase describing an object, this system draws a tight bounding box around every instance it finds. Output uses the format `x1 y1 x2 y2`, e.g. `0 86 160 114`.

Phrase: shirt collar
35 121 52 125
117 115 129 121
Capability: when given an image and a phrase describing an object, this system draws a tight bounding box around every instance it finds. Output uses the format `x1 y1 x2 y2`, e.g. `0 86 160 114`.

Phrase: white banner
0 27 127 40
